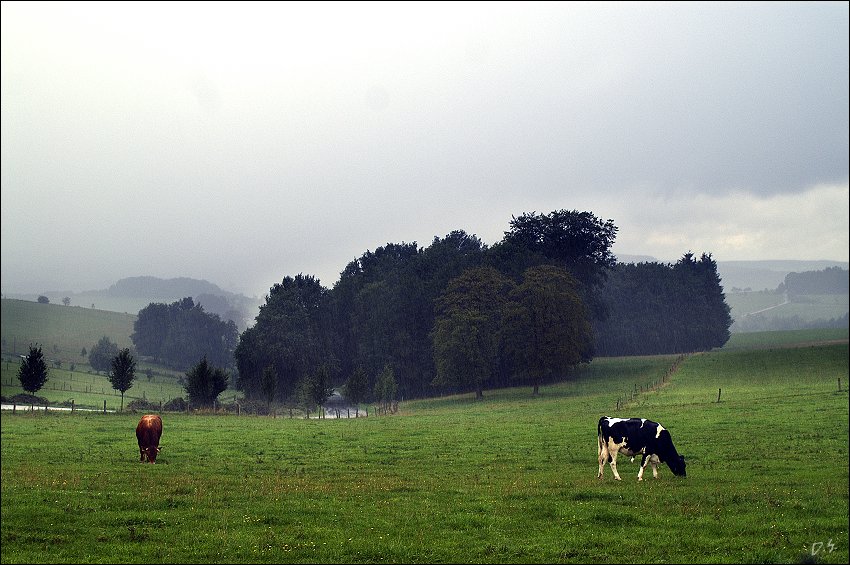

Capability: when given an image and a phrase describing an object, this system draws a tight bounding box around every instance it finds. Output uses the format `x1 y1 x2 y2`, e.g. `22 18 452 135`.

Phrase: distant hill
716 260 849 292
103 276 226 299
6 276 260 329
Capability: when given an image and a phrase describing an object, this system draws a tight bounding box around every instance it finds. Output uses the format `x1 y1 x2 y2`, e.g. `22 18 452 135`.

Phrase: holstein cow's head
658 428 686 477
667 453 687 477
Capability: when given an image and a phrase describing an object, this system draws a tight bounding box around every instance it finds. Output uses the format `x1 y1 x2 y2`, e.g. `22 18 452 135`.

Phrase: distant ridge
104 276 226 298
716 260 849 292
5 276 260 329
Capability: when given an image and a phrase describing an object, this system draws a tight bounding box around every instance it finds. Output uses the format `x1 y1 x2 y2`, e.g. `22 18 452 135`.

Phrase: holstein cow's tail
597 416 605 461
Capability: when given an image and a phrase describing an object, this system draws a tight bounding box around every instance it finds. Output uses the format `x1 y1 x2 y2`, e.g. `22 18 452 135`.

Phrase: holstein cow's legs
638 454 661 481
609 449 623 481
637 454 648 481
598 439 623 480
597 440 608 479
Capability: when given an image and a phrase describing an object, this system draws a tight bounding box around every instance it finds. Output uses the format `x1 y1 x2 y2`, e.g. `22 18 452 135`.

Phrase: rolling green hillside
1 298 191 408
1 298 136 364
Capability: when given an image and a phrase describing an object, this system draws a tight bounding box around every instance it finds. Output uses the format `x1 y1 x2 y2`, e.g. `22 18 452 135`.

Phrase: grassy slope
2 339 847 564
1 299 137 363
1 299 226 408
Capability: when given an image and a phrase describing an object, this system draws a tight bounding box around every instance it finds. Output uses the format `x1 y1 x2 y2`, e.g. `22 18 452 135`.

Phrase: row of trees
19 209 733 411
780 266 848 297
234 209 732 406
17 344 229 410
432 265 592 398
131 297 239 371
592 253 732 356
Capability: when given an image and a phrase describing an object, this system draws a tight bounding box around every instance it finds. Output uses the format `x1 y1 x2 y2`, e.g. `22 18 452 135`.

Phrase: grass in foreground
1 343 848 564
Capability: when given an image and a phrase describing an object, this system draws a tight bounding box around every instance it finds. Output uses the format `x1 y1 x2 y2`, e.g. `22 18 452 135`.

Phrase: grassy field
723 328 849 350
2 335 847 564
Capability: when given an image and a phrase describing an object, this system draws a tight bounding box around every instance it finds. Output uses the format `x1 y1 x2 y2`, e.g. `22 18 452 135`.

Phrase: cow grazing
136 414 163 463
597 416 686 481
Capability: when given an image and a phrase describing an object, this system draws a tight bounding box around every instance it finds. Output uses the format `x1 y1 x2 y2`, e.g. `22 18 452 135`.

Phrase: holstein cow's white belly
601 439 662 481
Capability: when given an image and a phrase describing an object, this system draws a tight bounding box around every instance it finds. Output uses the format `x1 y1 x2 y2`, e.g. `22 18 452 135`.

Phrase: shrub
163 397 187 412
126 398 160 412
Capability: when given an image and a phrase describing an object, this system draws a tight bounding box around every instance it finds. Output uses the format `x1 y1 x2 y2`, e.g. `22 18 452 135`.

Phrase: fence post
103 400 106 414
71 400 75 413
717 388 722 403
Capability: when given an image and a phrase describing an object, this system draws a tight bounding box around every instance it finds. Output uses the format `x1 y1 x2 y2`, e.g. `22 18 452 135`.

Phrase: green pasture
723 328 848 350
2 340 847 564
0 364 203 412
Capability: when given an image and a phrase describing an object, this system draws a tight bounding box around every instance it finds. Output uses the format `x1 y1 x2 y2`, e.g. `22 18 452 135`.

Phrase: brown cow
136 414 163 463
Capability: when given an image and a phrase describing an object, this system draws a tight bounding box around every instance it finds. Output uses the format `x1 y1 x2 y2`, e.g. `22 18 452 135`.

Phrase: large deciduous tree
18 344 49 394
431 266 514 399
503 265 593 395
234 275 335 404
491 209 617 319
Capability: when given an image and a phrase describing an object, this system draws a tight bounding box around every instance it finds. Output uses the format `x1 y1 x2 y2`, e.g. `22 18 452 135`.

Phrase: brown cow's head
144 445 162 463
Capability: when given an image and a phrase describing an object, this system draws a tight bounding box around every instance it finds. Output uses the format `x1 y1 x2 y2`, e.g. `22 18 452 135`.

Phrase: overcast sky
2 1 848 298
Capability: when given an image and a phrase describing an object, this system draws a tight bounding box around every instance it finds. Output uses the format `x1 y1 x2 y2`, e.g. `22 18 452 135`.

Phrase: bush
7 393 50 406
163 397 187 412
126 398 160 412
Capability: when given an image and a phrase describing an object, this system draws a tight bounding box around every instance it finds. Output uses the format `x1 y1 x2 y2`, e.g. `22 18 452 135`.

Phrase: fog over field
2 1 847 298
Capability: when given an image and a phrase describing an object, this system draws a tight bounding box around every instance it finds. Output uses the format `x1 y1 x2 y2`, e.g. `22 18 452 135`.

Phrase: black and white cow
597 416 686 481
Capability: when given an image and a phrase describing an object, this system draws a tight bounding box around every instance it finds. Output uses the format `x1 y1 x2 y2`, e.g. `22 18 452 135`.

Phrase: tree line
592 253 732 356
17 342 227 410
131 297 238 371
16 209 733 411
233 209 732 407
780 266 849 297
